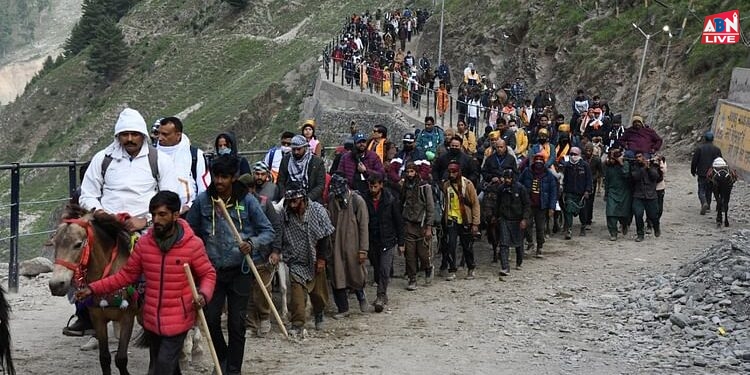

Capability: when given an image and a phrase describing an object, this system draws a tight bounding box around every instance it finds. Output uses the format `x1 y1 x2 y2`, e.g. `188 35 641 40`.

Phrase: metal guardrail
0 148 338 293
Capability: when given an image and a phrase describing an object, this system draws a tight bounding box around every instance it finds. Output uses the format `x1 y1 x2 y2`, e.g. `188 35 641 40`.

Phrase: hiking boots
63 316 95 337
407 280 418 291
445 273 456 281
700 203 709 215
466 269 476 280
314 312 324 331
373 297 386 313
258 319 271 337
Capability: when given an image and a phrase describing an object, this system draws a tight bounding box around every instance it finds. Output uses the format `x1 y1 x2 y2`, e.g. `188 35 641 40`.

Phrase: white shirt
157 133 210 207
80 142 183 217
468 98 482 118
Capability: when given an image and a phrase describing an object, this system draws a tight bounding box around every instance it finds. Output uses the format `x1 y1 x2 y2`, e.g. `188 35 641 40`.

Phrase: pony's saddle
709 167 737 187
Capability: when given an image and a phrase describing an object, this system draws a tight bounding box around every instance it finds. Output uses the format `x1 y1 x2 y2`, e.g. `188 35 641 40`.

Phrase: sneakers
515 265 523 271
445 273 456 281
258 319 271 337
63 316 95 337
498 269 509 277
609 234 617 241
635 235 644 242
80 336 98 351
314 313 324 331
700 203 708 215
466 269 475 280
406 280 418 291
565 229 572 240
332 311 350 320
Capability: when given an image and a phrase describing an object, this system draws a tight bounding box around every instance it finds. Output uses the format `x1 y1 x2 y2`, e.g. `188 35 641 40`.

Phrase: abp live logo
702 10 740 44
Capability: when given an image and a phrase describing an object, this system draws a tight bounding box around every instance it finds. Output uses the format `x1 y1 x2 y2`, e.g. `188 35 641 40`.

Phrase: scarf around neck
288 152 313 189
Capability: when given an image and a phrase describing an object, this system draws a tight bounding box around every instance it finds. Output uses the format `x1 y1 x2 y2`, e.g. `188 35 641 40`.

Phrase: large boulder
20 257 54 277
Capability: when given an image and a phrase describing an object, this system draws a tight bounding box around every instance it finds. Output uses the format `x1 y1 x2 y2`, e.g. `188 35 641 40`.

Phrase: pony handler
76 191 216 375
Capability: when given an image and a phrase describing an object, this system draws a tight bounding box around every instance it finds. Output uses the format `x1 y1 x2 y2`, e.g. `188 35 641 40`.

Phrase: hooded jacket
186 182 275 269
80 108 183 217
214 131 251 176
89 219 216 337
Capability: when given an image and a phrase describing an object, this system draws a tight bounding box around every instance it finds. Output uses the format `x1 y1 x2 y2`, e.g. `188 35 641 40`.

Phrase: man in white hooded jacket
156 116 210 210
80 108 183 225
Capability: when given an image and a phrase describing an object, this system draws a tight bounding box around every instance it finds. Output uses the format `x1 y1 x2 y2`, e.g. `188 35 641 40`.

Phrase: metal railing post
68 160 78 198
426 88 431 117
9 163 20 293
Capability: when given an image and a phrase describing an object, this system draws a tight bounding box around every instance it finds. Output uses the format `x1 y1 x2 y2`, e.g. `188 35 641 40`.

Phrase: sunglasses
569 153 580 156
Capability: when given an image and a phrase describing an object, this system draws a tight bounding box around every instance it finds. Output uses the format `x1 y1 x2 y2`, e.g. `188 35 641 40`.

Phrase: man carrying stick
187 155 274 375
282 181 335 335
76 191 216 375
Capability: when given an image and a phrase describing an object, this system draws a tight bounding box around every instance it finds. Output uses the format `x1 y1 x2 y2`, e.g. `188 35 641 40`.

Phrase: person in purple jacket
336 133 385 195
619 115 663 159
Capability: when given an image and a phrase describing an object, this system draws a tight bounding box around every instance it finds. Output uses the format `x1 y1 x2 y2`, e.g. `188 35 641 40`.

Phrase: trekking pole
214 199 289 338
183 263 222 375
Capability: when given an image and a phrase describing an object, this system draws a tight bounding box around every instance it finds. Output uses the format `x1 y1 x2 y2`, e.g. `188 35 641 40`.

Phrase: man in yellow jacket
439 161 481 281
509 118 528 158
456 119 477 155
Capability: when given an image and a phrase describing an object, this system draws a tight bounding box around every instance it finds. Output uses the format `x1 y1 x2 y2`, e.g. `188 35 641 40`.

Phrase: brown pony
48 205 139 375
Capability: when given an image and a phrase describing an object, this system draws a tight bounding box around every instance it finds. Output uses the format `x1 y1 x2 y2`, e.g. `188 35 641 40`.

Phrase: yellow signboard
712 100 750 181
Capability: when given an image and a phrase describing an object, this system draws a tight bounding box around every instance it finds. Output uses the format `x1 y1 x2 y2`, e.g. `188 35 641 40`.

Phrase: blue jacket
187 184 275 269
519 168 558 210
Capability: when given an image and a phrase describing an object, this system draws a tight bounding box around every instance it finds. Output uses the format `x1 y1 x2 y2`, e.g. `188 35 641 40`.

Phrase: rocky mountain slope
0 0 82 104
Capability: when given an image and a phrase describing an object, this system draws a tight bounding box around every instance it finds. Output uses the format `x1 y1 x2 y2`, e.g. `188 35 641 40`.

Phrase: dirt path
6 163 749 374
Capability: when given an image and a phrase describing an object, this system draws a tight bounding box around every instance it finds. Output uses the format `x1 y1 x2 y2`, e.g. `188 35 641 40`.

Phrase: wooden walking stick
214 198 289 338
183 263 222 375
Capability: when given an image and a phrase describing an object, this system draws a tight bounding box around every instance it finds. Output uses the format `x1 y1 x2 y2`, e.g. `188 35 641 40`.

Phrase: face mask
218 147 231 155
571 155 581 163
539 138 548 144
280 146 292 153
532 161 544 171
448 148 460 156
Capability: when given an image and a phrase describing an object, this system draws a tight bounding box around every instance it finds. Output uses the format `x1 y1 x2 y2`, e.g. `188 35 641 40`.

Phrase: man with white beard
156 116 210 211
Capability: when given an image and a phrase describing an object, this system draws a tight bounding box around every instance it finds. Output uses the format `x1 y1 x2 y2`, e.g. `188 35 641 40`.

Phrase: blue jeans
697 176 712 206
204 267 250 375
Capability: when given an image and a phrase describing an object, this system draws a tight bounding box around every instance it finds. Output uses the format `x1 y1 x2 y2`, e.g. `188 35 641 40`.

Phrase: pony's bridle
54 218 118 288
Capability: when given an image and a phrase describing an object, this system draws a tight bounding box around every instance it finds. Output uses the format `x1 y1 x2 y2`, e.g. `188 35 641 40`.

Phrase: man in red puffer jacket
77 191 216 375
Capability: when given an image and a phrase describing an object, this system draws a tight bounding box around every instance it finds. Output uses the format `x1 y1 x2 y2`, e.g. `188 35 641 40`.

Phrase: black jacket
630 163 661 200
277 153 326 203
690 142 722 178
363 189 405 250
482 151 518 182
433 150 478 184
494 182 531 221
